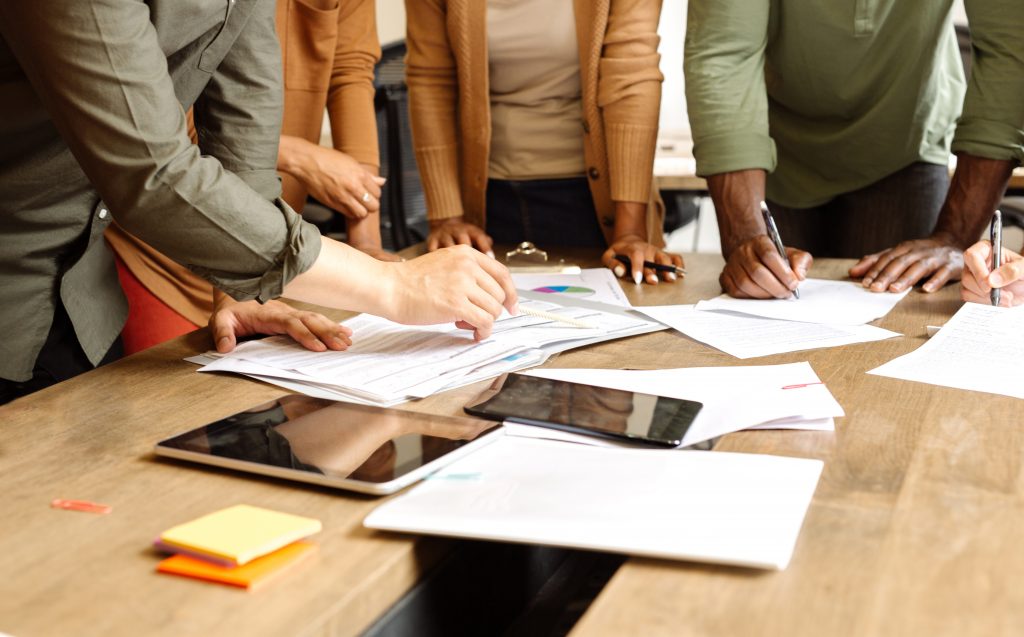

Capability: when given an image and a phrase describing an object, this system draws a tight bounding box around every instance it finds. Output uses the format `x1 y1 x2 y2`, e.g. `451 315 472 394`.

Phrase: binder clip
504 242 581 274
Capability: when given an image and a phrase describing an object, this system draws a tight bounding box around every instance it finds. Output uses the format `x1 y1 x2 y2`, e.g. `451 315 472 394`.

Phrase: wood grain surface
1 251 1010 636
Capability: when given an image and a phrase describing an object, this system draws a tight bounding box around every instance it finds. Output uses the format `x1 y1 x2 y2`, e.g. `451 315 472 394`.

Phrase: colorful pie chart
532 285 596 296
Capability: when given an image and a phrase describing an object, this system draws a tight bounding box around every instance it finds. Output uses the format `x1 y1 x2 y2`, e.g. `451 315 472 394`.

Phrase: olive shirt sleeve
0 0 321 303
404 0 466 221
683 0 776 178
599 0 664 204
327 0 383 169
951 0 1024 164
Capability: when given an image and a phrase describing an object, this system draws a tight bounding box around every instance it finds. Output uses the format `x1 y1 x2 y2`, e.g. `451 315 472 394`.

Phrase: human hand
426 217 495 257
291 143 385 220
601 234 684 285
381 245 517 341
209 298 352 353
849 236 962 293
720 235 812 298
960 240 1024 307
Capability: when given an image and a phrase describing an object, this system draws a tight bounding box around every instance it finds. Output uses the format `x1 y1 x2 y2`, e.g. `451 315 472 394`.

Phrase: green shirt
0 0 322 382
685 0 1024 209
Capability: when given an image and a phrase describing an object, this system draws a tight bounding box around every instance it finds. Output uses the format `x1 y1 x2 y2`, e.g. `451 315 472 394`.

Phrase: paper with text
638 304 900 358
696 279 909 325
868 303 1024 399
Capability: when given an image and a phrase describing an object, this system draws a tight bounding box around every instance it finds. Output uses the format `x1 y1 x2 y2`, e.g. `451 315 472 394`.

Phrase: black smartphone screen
464 374 703 447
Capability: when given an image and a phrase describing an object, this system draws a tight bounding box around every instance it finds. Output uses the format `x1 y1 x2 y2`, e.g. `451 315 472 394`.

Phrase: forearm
933 154 1014 249
612 202 649 241
277 135 316 184
707 169 767 256
283 236 394 315
346 212 384 249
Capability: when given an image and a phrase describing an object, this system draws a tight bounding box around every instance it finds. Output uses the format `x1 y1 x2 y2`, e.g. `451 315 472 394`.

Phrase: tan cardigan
405 0 665 246
105 0 381 325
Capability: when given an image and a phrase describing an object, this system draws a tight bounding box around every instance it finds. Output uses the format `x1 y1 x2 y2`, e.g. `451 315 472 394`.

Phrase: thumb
210 313 237 353
990 259 1024 288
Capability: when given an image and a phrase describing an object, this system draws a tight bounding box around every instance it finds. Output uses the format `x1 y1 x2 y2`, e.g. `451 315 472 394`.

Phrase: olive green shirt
0 0 322 382
685 0 1024 208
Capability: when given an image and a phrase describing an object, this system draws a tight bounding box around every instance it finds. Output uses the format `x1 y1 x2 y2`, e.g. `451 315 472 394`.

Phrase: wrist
278 136 316 181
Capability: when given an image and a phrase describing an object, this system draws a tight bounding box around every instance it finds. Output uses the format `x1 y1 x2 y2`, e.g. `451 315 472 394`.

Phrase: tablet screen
157 396 500 484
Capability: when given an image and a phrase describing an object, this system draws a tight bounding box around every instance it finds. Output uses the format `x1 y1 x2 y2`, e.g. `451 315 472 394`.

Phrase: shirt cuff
189 198 322 303
693 131 777 177
606 123 658 203
952 119 1024 164
415 145 465 220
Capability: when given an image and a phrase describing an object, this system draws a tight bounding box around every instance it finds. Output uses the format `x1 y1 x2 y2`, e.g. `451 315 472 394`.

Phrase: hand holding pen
961 210 1024 307
718 202 811 299
760 202 801 299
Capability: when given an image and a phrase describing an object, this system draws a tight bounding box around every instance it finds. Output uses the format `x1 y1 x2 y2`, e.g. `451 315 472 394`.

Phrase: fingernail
862 277 873 286
633 272 642 285
667 272 677 281
788 280 798 290
486 250 495 259
217 336 232 350
991 273 1005 286
923 283 934 292
647 274 658 284
333 336 349 348
614 265 625 277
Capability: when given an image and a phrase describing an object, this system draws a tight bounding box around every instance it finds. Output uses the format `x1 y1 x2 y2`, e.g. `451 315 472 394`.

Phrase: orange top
105 0 381 324
405 0 665 246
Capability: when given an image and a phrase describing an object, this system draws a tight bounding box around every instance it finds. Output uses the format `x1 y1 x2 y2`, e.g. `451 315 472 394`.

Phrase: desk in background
1 252 1021 636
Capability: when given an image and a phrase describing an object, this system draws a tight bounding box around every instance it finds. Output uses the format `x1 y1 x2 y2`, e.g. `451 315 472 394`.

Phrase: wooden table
1 252 1016 636
571 255 1024 637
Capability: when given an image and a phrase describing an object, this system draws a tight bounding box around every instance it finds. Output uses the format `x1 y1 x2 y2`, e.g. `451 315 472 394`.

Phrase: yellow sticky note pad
159 504 322 566
157 541 317 591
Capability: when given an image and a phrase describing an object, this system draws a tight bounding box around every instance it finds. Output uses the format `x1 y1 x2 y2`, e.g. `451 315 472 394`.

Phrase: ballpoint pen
760 201 800 299
613 255 687 277
991 209 1002 307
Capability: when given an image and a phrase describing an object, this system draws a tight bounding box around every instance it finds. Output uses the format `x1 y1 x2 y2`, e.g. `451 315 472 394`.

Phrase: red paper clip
51 499 112 515
781 382 824 390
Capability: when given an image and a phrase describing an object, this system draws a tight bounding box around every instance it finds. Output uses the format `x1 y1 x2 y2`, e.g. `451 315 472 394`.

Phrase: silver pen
991 209 1002 307
760 201 800 299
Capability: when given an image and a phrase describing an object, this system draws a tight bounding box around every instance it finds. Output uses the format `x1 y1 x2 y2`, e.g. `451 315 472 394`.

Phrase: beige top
486 0 586 180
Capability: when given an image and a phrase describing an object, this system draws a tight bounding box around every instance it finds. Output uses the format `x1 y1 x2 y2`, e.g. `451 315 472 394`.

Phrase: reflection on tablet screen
158 396 499 484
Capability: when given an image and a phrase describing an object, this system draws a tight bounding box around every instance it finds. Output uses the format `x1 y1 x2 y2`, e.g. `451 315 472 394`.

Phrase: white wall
657 0 688 136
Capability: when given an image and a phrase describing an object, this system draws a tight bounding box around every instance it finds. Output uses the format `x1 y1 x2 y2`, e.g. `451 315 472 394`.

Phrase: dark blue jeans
485 177 607 249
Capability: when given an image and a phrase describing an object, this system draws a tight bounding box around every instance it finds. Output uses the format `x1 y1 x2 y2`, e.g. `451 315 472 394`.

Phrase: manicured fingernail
486 250 495 259
647 274 658 284
667 272 677 281
923 283 934 292
614 265 625 277
991 273 1005 286
633 272 642 285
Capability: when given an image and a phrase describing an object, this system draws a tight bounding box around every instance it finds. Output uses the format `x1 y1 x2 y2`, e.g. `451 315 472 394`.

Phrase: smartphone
463 373 703 448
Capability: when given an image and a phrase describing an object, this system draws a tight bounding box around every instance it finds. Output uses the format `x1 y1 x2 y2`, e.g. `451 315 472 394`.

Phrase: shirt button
98 208 108 219
587 167 600 180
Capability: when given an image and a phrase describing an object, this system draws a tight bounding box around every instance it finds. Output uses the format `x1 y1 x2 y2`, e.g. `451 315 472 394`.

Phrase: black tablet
464 373 703 447
155 395 502 495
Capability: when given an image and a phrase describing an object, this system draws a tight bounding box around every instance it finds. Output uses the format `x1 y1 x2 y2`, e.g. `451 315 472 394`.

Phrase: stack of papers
639 279 906 359
868 303 1024 399
155 504 321 590
523 361 843 445
198 295 663 406
365 436 824 570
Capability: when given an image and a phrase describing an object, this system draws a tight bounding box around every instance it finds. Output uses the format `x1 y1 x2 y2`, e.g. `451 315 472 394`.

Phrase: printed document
512 268 632 307
364 436 824 570
696 279 909 325
637 304 900 359
867 303 1024 399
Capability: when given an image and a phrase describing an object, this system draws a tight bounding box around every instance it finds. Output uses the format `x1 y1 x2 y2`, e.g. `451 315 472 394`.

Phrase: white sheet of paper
523 362 843 445
364 436 824 570
695 279 909 325
198 297 653 405
513 268 632 307
637 305 900 358
868 303 1024 399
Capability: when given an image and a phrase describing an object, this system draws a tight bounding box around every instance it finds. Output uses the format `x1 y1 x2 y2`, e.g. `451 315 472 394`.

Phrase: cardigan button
587 167 600 180
602 216 614 227
582 120 591 134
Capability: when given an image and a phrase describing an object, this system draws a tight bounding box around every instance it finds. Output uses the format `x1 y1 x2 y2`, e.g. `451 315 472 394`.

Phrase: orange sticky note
156 541 316 591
